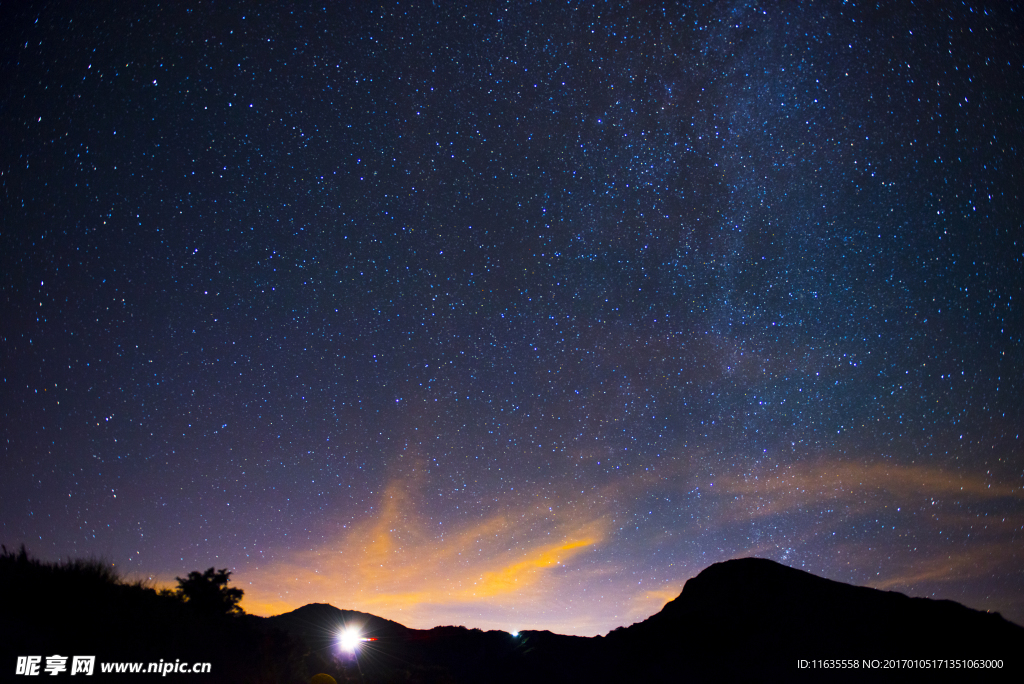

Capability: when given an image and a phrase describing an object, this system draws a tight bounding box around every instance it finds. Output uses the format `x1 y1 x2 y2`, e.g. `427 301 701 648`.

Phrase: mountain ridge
260 557 1021 682
3 550 1018 682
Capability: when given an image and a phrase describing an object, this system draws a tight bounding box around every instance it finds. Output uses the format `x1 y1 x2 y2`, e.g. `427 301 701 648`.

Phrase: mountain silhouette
601 557 1022 682
3 548 1019 682
261 558 1020 683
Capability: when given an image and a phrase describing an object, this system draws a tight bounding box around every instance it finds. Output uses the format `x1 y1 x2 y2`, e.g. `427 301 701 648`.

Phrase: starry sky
2 1 1022 636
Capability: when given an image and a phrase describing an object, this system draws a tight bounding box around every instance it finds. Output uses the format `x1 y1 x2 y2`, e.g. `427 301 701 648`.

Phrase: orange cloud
240 459 610 630
236 451 1024 634
472 534 602 598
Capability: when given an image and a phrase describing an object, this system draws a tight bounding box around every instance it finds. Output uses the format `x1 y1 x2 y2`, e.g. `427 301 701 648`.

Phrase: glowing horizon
230 455 1023 636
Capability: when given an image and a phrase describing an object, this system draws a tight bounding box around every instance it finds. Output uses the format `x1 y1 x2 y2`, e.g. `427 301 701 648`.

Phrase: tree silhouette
174 567 244 616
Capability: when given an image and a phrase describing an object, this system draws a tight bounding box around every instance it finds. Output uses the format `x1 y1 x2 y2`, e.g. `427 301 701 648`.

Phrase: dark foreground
2 549 1019 682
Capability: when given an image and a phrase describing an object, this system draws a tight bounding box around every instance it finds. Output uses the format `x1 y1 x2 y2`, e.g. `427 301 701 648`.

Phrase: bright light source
340 628 361 652
510 631 519 637
339 628 376 652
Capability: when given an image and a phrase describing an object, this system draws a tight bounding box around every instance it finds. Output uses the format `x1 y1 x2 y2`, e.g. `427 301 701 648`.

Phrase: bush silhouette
1 542 122 586
1 547 309 683
174 567 244 616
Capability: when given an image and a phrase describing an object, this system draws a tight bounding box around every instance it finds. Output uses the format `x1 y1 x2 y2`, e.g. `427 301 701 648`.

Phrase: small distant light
510 631 519 637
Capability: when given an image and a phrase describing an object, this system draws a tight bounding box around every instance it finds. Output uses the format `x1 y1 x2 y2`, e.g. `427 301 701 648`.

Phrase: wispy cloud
238 453 1024 633
241 458 611 632
704 458 1020 520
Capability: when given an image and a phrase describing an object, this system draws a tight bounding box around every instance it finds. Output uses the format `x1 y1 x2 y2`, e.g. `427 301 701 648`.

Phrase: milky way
2 1 1022 635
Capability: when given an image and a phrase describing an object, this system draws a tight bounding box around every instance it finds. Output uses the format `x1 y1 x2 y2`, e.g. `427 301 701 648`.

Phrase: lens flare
339 628 361 652
339 627 377 652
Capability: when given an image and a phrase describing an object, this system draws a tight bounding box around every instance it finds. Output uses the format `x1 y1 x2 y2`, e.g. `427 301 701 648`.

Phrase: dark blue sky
2 0 1021 634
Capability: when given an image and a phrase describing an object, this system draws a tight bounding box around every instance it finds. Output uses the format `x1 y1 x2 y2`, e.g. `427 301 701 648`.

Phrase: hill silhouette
259 557 1021 683
2 547 1019 682
602 557 1022 682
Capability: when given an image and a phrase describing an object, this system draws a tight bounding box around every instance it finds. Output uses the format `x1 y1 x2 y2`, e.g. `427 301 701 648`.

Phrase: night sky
2 1 1022 636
